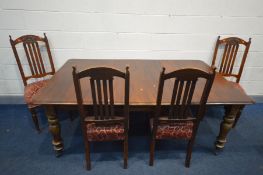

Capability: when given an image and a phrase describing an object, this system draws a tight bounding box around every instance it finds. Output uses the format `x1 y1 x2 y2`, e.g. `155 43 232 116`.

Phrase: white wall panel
2 0 262 16
0 0 263 96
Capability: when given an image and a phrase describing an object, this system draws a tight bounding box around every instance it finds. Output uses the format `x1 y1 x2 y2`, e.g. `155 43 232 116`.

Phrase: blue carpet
0 104 263 175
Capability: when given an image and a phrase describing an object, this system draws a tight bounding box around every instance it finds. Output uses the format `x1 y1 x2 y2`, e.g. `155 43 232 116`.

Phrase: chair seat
24 80 49 107
86 123 125 141
150 118 194 140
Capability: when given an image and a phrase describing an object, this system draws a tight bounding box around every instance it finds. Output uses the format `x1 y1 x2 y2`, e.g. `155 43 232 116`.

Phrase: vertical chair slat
219 44 229 73
180 81 191 117
109 78 115 117
184 80 197 116
103 79 109 118
229 44 239 74
90 79 98 119
175 80 184 118
96 79 104 119
35 42 46 74
169 79 179 118
226 44 234 74
23 43 35 76
186 80 197 105
32 42 43 74
27 43 39 75
222 44 232 74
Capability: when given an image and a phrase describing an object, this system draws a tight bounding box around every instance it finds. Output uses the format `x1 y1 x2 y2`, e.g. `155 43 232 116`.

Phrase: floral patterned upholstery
151 119 194 140
86 123 125 141
24 80 49 108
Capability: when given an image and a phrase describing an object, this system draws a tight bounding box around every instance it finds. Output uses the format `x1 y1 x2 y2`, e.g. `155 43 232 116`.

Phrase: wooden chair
211 36 251 83
9 34 55 132
149 67 216 167
211 36 251 128
72 66 130 170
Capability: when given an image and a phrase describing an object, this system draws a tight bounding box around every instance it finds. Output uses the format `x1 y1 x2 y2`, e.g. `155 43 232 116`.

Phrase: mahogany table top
32 59 254 106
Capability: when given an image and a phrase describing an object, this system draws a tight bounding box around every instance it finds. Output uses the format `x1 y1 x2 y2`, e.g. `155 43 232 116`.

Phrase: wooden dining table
32 59 254 156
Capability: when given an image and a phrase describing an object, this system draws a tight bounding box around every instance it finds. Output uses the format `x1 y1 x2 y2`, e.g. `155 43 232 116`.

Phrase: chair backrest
72 66 130 122
9 34 55 86
211 36 251 83
155 67 216 122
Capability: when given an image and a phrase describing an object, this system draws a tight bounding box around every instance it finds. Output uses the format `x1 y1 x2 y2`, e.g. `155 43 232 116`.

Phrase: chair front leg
185 123 199 168
149 137 156 166
185 139 195 168
85 141 91 170
123 136 128 169
29 107 40 133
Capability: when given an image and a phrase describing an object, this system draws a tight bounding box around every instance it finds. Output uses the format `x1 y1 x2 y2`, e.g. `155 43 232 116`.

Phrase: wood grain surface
32 59 254 106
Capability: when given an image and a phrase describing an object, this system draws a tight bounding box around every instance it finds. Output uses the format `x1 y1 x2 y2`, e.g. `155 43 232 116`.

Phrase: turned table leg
45 105 64 156
232 105 245 128
215 105 244 152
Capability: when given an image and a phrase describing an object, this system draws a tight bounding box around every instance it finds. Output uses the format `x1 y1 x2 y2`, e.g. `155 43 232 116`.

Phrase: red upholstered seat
151 119 194 140
24 80 48 107
86 123 125 141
